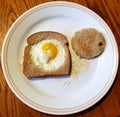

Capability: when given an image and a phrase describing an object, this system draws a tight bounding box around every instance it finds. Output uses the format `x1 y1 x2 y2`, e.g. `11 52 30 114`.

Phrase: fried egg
30 39 66 71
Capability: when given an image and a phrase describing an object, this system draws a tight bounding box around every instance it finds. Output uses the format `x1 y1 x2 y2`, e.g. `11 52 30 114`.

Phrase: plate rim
1 1 119 115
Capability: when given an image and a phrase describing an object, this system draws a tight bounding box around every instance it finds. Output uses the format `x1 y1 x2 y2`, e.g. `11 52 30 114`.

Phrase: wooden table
0 0 120 117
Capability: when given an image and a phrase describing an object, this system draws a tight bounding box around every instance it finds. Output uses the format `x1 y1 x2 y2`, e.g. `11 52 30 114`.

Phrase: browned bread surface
71 28 106 59
27 31 68 45
23 31 71 78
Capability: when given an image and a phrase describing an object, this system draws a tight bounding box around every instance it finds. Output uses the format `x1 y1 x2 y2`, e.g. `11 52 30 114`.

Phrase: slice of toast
23 31 71 78
71 28 106 59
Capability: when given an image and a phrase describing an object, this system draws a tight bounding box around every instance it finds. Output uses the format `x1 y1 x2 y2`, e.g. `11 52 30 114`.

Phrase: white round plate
1 1 119 115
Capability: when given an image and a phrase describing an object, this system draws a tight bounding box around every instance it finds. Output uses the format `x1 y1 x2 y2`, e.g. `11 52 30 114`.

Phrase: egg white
30 39 66 71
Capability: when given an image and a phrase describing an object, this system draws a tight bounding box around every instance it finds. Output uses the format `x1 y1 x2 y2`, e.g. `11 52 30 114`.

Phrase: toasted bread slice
71 28 106 59
23 31 71 78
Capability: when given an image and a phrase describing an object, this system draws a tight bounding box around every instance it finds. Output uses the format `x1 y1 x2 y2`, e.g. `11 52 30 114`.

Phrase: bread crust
23 31 71 78
72 28 106 59
27 31 68 45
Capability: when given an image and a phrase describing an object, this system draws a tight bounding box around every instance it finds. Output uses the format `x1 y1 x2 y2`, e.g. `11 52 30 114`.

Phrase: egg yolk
42 42 58 61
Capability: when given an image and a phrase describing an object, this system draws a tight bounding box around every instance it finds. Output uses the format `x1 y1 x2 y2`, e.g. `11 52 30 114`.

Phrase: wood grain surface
0 0 120 117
